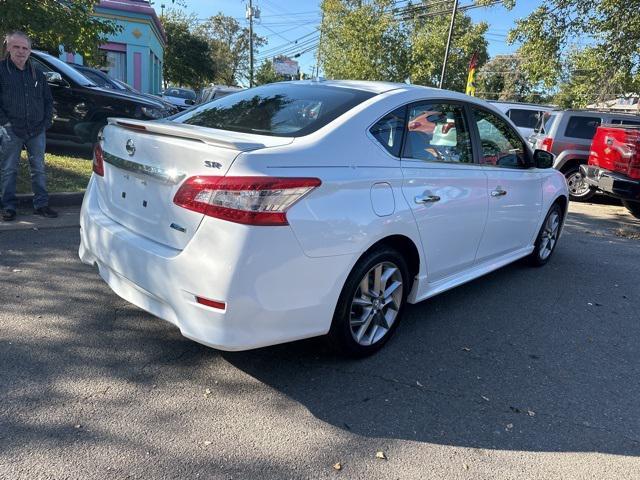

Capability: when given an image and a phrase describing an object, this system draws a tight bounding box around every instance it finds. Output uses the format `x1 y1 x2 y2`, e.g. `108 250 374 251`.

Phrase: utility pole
439 0 459 89
247 0 255 87
314 10 325 78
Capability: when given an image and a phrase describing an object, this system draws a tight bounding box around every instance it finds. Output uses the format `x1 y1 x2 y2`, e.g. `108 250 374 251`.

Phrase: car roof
489 100 554 110
553 109 640 119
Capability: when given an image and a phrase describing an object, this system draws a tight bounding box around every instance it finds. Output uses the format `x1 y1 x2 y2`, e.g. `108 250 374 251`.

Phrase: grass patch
16 151 93 194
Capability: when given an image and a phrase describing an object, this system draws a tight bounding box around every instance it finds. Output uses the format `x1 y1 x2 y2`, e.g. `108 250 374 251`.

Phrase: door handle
491 189 507 197
414 194 441 204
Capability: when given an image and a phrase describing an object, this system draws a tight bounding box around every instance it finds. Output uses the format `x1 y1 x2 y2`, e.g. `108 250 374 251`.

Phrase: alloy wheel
349 261 403 346
566 170 591 198
539 210 560 261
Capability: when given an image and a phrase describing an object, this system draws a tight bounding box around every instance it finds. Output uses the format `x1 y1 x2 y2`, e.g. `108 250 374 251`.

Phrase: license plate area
598 175 614 192
112 171 167 220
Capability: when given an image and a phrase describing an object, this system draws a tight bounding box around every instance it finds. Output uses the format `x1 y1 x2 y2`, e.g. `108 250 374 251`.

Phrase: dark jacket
0 56 54 139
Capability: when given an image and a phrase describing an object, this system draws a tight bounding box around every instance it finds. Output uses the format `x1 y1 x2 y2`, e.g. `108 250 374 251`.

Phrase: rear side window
177 84 375 137
611 119 640 126
370 107 406 157
564 116 601 139
508 109 540 129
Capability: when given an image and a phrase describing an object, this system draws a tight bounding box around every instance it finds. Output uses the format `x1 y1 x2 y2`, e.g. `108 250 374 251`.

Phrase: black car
29 50 177 144
70 64 179 113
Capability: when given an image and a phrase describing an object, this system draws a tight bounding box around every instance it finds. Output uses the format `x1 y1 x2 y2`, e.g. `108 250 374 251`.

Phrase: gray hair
5 31 32 48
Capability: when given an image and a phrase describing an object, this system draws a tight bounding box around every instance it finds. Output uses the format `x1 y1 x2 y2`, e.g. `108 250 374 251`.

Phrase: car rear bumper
79 176 353 351
581 165 640 201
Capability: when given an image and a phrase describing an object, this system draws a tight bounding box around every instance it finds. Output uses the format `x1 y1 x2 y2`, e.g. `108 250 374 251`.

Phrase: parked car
529 109 640 201
29 50 176 144
197 85 244 104
489 101 553 138
69 64 179 115
161 87 196 110
582 124 640 218
79 81 568 356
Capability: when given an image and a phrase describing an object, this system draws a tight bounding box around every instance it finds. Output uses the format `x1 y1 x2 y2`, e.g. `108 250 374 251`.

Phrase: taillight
173 176 322 226
93 143 104 176
541 137 553 152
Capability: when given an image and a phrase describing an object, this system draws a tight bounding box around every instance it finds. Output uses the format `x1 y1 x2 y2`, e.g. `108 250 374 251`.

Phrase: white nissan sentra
79 80 568 356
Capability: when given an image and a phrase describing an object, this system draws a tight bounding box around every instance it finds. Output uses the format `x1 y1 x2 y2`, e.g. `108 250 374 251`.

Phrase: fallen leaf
333 462 342 471
527 410 535 417
74 424 81 429
204 441 212 446
481 395 490 402
12 269 21 273
505 423 513 430
205 388 211 394
462 347 471 352
463 464 469 470
376 451 387 460
416 381 423 387
587 302 593 306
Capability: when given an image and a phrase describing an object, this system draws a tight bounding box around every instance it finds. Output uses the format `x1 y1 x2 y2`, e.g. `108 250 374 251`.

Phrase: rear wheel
622 200 640 219
565 166 595 202
329 247 409 357
529 203 564 267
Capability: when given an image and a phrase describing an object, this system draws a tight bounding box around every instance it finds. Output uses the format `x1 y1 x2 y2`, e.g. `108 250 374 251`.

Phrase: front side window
472 108 528 168
370 107 406 157
564 116 601 139
176 83 375 137
402 103 472 163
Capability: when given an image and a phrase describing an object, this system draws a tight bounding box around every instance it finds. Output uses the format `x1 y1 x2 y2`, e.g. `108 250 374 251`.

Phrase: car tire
528 203 564 267
622 200 640 219
565 166 595 202
329 246 410 357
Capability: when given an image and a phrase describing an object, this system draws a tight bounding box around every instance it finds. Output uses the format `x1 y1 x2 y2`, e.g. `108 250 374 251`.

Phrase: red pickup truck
582 124 640 218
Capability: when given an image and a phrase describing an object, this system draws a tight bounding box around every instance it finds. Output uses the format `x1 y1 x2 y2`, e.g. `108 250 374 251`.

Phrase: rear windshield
508 109 540 129
611 118 640 126
165 88 196 100
175 83 376 137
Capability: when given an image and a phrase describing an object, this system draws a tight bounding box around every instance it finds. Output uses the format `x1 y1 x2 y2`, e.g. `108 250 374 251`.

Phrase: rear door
470 106 542 261
400 101 488 282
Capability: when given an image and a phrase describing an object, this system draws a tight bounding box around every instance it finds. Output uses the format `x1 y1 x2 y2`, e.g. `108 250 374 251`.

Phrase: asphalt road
1 201 639 480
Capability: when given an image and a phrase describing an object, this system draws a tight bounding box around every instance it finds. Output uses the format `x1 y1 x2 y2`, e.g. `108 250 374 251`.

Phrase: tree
0 0 120 63
509 0 640 104
407 4 488 90
162 11 215 89
196 14 266 86
319 0 409 82
476 54 547 102
254 58 290 86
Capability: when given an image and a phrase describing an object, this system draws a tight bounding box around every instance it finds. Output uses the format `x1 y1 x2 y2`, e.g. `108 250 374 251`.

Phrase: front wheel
622 200 640 219
329 247 410 357
565 167 595 202
529 203 564 267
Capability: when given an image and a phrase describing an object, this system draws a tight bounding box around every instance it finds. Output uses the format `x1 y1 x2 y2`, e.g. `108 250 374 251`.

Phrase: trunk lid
95 118 294 249
589 125 640 180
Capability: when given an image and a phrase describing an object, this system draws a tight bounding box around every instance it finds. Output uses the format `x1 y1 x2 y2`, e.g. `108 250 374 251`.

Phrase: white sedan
79 80 568 356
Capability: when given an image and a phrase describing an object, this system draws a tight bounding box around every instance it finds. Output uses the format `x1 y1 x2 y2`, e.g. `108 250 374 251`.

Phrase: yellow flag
466 52 478 96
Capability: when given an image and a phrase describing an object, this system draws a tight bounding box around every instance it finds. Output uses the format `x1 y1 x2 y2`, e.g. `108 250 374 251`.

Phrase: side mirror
533 149 554 169
44 71 67 86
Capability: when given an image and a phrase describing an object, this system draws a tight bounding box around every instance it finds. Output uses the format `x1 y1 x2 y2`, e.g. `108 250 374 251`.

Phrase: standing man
0 31 57 221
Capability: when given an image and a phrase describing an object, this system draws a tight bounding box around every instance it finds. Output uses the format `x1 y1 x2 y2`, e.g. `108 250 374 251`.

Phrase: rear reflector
173 176 322 226
93 143 104 176
196 296 226 310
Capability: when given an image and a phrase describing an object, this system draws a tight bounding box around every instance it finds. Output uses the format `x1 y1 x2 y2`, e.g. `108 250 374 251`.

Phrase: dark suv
29 50 176 144
529 109 640 201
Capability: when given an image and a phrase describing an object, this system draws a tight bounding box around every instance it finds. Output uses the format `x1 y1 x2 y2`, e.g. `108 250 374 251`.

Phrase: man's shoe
2 209 16 221
33 206 58 218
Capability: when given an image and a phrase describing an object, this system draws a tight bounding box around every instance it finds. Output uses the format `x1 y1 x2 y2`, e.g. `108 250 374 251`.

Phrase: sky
152 0 544 77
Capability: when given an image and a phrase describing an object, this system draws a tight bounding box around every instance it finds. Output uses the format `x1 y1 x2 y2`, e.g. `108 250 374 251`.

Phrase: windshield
164 88 196 100
175 83 375 137
33 51 95 86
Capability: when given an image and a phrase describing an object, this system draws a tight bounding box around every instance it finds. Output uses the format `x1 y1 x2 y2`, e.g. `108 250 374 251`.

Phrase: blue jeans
0 129 49 211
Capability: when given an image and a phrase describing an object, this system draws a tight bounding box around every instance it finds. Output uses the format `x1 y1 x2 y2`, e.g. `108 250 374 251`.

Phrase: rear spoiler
106 117 268 151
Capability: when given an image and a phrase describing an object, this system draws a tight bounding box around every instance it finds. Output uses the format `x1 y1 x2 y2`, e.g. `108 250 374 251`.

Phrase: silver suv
529 110 640 201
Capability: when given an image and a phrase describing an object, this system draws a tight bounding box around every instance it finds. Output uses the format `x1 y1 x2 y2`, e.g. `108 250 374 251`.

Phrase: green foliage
476 54 548 102
319 0 490 91
254 58 289 86
319 0 409 82
162 11 215 89
0 0 120 63
510 0 640 106
196 14 266 86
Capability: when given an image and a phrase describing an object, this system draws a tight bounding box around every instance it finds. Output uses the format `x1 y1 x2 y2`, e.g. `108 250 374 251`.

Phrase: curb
16 191 84 208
